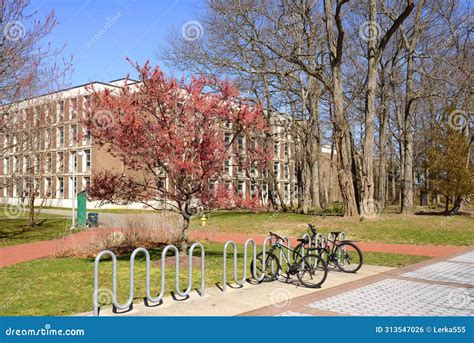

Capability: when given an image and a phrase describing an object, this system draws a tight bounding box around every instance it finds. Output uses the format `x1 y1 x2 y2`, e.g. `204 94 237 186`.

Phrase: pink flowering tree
84 61 269 250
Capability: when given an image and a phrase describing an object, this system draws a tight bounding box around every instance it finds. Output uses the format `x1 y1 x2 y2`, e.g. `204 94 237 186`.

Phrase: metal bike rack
315 233 328 249
300 233 312 257
222 239 265 292
93 242 205 316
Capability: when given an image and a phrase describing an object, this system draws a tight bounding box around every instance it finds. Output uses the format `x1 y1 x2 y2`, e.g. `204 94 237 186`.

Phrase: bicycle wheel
250 252 281 282
333 242 363 273
296 254 328 288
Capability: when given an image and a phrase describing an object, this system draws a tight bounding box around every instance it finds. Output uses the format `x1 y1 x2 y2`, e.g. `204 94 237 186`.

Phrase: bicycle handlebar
269 231 285 242
308 224 317 235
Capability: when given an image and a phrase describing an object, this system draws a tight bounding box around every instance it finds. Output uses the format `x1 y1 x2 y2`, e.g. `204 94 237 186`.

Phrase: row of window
208 179 297 201
223 132 292 159
2 150 91 176
1 175 90 199
7 96 90 129
2 125 91 154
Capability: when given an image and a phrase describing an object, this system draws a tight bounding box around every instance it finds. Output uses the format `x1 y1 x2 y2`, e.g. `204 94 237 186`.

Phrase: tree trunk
179 201 191 252
333 84 358 216
360 0 378 218
377 88 389 207
401 0 424 214
179 214 190 252
323 0 358 217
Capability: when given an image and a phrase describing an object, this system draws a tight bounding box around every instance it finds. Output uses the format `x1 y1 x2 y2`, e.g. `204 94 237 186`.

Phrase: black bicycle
293 224 363 273
250 232 328 288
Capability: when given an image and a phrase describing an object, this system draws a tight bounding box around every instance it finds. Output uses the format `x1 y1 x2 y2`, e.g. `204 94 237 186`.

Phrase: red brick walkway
0 228 465 268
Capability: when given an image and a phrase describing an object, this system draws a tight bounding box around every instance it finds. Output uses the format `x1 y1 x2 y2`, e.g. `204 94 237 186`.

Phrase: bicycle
250 232 328 288
293 225 363 273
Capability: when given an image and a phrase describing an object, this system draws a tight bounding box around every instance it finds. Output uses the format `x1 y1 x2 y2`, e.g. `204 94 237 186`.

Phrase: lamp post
70 150 84 229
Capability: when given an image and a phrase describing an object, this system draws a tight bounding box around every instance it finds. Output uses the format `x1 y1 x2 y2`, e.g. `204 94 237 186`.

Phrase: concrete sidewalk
79 264 393 316
242 247 474 316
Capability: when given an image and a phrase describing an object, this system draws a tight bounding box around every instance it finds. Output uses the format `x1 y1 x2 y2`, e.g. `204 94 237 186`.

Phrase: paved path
0 227 466 268
79 264 393 316
242 247 474 316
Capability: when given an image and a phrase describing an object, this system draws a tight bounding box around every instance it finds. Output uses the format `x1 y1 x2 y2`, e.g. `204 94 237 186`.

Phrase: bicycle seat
297 237 309 243
330 231 342 235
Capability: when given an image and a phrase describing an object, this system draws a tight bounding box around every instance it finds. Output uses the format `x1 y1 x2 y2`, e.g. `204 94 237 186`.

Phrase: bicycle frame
269 239 310 270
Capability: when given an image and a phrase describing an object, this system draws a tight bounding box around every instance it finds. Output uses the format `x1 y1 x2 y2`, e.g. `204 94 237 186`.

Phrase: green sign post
77 191 87 227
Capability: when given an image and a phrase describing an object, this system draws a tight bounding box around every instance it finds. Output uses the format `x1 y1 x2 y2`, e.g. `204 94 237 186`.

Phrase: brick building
0 79 338 209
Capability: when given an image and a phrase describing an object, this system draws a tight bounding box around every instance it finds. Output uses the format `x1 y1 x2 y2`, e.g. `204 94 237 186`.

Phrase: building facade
0 79 338 209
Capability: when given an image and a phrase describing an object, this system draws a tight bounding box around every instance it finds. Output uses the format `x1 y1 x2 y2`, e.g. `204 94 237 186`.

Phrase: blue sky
32 0 205 87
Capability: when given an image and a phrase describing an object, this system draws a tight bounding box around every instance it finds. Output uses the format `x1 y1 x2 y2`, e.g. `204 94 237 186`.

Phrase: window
273 161 280 178
83 149 91 172
224 132 232 147
23 156 28 174
46 153 52 173
237 135 244 151
224 119 232 129
3 134 9 151
273 141 279 157
69 177 77 199
44 106 50 125
23 179 29 197
69 98 77 120
45 177 52 197
83 95 90 112
284 182 290 200
13 135 18 153
33 107 40 125
45 128 51 148
34 178 40 196
284 162 290 179
35 154 40 173
83 177 90 191
57 152 64 173
250 161 257 176
237 181 244 197
284 143 289 159
70 124 78 145
13 156 18 173
1 179 7 197
84 129 91 145
13 181 19 197
57 101 64 122
57 177 64 198
224 159 231 175
57 127 64 147
250 181 257 196
3 157 9 175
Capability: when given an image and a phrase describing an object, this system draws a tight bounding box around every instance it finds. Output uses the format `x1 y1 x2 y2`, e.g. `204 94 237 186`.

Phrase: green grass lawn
0 242 429 316
191 211 474 246
0 208 77 247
